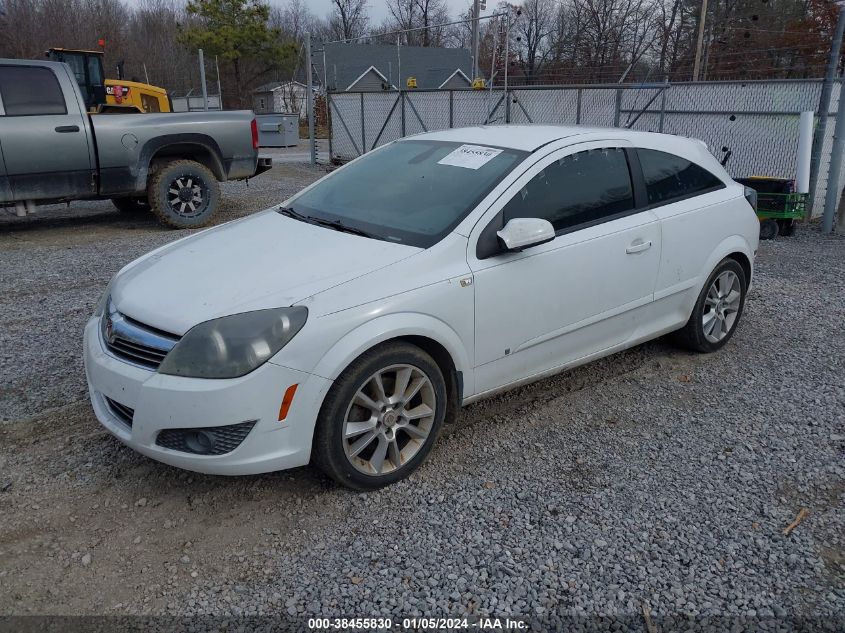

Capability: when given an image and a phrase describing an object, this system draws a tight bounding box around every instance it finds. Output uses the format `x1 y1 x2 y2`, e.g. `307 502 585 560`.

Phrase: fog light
156 421 255 456
185 430 217 454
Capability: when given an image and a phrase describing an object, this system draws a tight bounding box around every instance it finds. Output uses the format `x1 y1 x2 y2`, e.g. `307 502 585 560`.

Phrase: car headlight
93 276 116 317
158 307 308 379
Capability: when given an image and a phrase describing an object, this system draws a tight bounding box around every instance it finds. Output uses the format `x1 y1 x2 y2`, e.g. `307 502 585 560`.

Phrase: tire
111 197 149 214
672 258 747 353
759 219 779 240
147 160 220 229
312 342 448 490
779 219 797 237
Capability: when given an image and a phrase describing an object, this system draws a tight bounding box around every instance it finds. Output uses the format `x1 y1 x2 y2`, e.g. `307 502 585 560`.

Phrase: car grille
156 421 256 456
102 300 179 371
107 334 170 369
104 396 134 428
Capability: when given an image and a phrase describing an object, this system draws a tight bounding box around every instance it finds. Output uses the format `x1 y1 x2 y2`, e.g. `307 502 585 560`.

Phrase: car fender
307 312 473 393
685 233 755 314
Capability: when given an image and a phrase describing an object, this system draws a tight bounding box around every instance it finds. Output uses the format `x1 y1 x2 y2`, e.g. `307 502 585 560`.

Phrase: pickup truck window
0 66 67 116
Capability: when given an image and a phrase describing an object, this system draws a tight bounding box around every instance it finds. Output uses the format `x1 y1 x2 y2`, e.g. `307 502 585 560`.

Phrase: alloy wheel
702 270 742 343
342 364 436 475
167 176 205 217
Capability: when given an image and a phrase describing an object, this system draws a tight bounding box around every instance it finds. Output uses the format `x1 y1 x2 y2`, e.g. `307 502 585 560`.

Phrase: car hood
112 210 420 335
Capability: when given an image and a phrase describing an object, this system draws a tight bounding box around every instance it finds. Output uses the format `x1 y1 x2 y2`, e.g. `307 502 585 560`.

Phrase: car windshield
287 140 527 247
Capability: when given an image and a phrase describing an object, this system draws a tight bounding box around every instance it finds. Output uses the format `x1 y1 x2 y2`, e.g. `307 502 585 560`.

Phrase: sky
268 0 495 25
117 0 497 25
295 0 390 22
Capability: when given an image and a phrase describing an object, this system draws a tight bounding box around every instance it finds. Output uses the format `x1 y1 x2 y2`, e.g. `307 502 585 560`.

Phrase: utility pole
807 3 845 217
823 59 845 234
470 0 481 79
198 48 208 111
215 55 223 109
503 10 509 95
306 32 316 166
692 0 709 81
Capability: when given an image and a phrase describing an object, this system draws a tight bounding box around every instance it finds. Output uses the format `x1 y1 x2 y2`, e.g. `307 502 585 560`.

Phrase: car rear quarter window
638 148 724 206
0 66 67 116
502 147 635 232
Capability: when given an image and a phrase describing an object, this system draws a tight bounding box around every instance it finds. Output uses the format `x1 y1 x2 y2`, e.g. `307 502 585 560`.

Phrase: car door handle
626 240 652 254
55 125 80 133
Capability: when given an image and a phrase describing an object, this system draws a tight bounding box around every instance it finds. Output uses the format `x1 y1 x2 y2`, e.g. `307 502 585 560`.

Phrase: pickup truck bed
0 59 271 228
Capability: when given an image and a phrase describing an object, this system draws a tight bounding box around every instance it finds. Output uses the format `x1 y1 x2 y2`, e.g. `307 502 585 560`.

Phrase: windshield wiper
278 206 378 240
307 217 378 240
277 206 312 223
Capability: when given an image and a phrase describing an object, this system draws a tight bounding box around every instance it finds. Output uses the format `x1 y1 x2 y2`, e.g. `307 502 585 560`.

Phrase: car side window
502 147 634 233
0 66 67 116
638 148 724 205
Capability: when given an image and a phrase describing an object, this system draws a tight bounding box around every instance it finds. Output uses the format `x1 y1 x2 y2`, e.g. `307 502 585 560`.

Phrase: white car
84 125 759 489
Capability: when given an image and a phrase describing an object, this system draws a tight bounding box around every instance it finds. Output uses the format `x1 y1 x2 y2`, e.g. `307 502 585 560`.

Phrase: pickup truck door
0 63 95 201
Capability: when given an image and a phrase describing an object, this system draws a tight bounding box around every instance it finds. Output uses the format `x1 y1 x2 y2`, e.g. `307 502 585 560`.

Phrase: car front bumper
83 317 331 475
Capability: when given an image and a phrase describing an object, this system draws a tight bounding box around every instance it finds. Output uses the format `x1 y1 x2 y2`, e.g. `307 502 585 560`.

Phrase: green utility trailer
735 176 807 240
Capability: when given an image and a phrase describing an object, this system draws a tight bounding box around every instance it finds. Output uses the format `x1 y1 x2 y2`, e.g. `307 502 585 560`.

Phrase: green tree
179 0 297 107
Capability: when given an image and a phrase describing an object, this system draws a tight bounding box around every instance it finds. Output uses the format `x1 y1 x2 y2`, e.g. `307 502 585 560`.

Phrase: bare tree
125 0 198 92
0 0 835 99
513 0 557 83
653 0 685 77
328 0 369 41
386 0 417 41
270 0 329 44
378 0 449 45
414 0 449 46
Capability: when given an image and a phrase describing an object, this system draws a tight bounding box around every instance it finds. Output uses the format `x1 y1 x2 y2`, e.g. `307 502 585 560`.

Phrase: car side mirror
496 218 555 252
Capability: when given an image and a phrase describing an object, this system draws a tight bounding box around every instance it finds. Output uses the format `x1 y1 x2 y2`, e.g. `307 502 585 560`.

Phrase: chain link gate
326 80 843 216
312 89 330 165
327 89 509 160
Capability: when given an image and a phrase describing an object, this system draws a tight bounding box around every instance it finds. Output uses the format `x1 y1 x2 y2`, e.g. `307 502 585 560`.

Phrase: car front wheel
673 258 747 353
312 342 447 490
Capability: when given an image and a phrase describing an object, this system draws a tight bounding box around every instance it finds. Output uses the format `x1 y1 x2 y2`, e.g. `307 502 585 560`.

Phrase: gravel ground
0 166 843 631
0 161 324 422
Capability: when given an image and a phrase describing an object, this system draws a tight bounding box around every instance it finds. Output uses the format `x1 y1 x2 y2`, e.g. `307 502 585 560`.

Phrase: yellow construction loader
47 48 171 113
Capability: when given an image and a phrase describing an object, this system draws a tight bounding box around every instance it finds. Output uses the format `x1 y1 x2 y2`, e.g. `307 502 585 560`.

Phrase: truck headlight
158 307 308 379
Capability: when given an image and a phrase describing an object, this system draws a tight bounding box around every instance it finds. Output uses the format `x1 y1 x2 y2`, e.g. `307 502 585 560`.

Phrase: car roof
399 124 730 184
404 124 686 153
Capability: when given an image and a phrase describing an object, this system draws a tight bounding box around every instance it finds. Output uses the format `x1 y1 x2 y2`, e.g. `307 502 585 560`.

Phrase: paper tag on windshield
438 144 503 169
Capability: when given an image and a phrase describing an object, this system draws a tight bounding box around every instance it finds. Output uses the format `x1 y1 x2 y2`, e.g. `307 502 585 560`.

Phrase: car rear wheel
148 159 220 229
673 258 747 353
111 196 149 214
312 342 447 490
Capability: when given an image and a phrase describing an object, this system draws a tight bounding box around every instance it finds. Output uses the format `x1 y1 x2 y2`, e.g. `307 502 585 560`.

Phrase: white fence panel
329 80 837 217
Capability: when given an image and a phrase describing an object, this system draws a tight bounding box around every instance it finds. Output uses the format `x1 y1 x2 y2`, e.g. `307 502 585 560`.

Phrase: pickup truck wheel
111 197 149 214
148 160 220 229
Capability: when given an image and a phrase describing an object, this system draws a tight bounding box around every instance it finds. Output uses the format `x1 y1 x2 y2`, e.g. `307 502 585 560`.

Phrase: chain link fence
326 80 842 216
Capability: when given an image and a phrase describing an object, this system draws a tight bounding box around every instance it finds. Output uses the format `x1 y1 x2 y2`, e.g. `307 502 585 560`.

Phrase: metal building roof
314 42 472 92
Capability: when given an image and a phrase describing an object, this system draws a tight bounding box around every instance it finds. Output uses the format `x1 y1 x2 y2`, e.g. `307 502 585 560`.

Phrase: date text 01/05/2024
307 617 528 630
